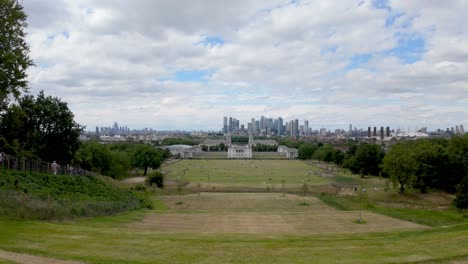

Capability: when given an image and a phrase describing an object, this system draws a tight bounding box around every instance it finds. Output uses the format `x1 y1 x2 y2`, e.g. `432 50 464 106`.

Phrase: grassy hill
0 169 141 220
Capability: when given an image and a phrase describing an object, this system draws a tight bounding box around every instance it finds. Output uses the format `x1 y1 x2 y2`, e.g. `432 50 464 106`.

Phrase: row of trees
297 136 468 208
73 142 171 178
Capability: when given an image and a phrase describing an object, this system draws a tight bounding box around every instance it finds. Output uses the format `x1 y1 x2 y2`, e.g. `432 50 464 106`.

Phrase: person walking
0 151 5 168
51 161 58 175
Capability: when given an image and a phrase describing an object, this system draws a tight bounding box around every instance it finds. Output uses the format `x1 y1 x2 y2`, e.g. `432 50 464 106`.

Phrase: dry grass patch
129 193 425 235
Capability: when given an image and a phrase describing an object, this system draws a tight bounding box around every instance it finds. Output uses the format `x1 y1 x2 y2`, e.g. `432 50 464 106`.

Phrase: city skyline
24 1 468 130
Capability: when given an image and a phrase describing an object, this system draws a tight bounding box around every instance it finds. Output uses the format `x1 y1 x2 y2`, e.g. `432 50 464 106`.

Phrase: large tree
346 144 385 176
132 144 164 176
0 91 83 163
0 0 34 112
382 143 419 194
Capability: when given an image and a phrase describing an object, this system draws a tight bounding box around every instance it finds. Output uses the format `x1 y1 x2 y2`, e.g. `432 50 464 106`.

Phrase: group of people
0 151 85 176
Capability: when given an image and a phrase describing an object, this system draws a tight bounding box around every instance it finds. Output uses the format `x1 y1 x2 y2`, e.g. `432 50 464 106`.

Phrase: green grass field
164 159 335 187
2 160 468 263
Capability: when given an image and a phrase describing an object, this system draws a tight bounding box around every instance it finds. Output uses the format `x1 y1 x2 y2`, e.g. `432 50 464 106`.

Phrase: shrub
146 171 164 188
455 177 468 210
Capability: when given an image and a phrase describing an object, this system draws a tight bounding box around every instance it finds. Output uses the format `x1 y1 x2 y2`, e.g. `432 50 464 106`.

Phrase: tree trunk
144 166 148 176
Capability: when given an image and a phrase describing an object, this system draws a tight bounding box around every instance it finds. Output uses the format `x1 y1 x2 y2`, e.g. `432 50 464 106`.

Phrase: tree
0 91 83 163
382 143 419 194
447 134 468 192
348 144 385 176
0 0 34 112
454 176 468 210
298 143 317 159
132 144 163 176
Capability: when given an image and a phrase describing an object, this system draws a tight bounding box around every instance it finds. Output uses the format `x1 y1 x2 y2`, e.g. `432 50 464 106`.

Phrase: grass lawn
164 159 333 187
1 192 468 264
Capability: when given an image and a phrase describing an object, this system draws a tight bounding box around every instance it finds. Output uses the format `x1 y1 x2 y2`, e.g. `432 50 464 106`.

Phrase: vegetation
0 169 141 220
146 171 164 188
164 159 332 187
158 137 199 146
0 91 83 164
73 141 170 178
0 0 34 112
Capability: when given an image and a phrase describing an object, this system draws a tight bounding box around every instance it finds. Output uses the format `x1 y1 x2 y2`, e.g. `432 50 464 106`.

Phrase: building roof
229 144 251 150
396 131 429 138
166 144 195 150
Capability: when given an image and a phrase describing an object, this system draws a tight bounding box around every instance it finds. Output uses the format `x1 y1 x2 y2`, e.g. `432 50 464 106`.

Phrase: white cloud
22 0 468 130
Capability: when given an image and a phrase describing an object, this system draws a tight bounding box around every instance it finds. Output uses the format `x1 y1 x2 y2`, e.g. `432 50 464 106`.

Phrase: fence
0 153 91 176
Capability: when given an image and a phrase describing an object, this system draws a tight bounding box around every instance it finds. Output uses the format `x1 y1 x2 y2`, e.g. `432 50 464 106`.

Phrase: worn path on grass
0 249 85 264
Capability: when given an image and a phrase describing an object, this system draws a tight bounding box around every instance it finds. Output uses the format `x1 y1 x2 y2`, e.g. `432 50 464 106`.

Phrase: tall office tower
96 126 99 136
278 117 284 135
451 127 455 134
260 116 266 131
251 118 255 132
255 121 260 132
380 127 384 140
300 125 304 135
320 128 327 136
368 127 371 137
304 120 309 135
461 124 465 134
386 126 390 137
228 117 233 132
294 119 299 136
349 124 352 134
289 120 295 137
223 117 228 133
456 125 460 134
373 127 377 137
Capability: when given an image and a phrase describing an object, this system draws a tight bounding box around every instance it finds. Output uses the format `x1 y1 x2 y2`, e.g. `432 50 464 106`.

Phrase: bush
146 171 164 188
0 169 141 220
455 177 468 210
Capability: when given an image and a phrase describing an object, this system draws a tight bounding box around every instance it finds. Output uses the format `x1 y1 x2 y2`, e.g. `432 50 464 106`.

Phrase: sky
23 0 468 131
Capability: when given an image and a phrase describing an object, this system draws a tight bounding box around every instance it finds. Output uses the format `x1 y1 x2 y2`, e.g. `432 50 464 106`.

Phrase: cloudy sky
23 0 468 131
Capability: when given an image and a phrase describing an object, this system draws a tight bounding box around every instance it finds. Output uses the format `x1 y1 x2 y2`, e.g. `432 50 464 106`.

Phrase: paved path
0 249 85 264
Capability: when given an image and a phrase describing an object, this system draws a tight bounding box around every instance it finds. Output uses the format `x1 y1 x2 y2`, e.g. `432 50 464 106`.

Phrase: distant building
227 145 252 159
166 145 197 159
278 145 298 159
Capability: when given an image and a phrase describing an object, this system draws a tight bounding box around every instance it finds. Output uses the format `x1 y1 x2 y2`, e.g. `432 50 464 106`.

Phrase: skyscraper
223 116 228 133
461 124 465 134
304 120 309 136
278 117 283 136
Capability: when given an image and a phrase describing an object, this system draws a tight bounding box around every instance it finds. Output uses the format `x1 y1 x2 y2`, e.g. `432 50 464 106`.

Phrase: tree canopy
0 0 34 112
0 91 82 163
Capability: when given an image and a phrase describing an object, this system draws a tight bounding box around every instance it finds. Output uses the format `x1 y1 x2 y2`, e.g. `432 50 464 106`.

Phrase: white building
165 145 198 159
278 145 298 159
228 145 252 159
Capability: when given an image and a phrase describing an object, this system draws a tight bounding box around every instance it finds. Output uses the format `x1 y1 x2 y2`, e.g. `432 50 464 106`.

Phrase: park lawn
1 214 468 263
164 159 333 187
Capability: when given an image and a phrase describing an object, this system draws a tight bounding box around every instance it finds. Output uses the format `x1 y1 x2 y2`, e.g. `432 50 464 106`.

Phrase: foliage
454 177 468 210
146 171 164 188
132 144 164 176
382 143 419 194
0 0 34 112
344 143 385 177
0 91 82 163
231 136 248 143
159 137 199 146
0 169 140 219
313 144 337 163
278 138 304 148
298 143 317 159
252 143 278 152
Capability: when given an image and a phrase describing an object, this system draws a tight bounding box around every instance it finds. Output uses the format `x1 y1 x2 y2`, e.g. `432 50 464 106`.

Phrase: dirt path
0 249 85 264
